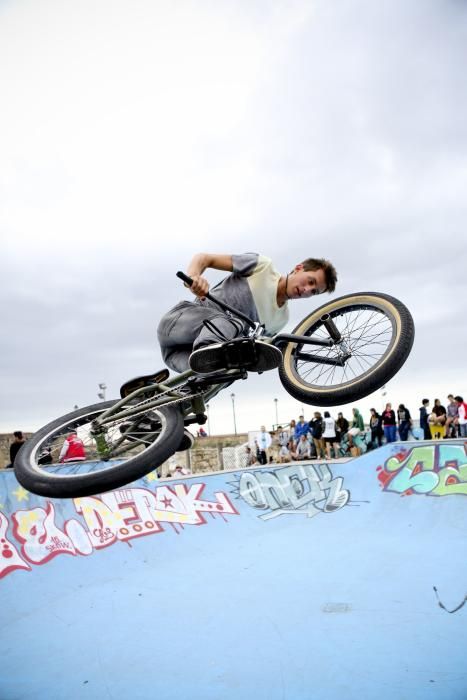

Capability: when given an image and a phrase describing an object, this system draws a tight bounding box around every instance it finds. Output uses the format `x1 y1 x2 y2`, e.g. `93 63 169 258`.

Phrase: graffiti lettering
12 503 77 564
377 444 467 496
238 464 350 519
0 512 31 579
0 481 238 580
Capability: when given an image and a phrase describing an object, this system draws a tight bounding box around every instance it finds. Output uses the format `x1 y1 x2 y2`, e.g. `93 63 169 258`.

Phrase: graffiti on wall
0 481 238 580
377 443 467 496
232 463 350 520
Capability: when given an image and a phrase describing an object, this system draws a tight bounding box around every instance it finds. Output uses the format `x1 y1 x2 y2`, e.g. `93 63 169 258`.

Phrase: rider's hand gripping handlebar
176 270 196 288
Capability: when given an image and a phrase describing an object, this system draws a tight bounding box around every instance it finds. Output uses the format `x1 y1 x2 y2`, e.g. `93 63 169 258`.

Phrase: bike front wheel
279 292 414 407
14 400 184 499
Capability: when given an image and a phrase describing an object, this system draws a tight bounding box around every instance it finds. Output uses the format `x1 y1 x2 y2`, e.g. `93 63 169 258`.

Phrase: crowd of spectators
4 394 466 471
247 393 467 464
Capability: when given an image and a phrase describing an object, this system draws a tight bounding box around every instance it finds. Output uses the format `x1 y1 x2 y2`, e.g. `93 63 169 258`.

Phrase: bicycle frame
93 333 347 433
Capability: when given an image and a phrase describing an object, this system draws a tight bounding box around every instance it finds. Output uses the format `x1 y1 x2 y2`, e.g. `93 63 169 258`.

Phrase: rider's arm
186 253 233 297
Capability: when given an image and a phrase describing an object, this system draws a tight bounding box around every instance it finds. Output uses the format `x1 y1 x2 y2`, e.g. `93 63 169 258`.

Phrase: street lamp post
231 393 237 435
274 398 278 426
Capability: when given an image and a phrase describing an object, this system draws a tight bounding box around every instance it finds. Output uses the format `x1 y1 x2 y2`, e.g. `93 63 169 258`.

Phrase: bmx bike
14 272 415 499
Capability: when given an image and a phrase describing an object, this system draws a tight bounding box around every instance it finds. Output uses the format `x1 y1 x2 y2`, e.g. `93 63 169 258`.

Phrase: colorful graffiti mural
377 443 467 496
232 463 350 519
0 480 238 580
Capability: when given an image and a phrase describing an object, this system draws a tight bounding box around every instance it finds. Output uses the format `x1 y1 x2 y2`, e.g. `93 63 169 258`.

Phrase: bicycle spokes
293 305 395 388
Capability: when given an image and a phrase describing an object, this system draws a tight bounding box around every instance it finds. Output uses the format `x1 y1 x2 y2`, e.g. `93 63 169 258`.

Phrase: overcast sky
1 0 466 436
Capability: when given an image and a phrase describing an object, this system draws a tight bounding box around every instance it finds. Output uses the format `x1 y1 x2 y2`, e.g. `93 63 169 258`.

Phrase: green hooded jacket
352 410 364 431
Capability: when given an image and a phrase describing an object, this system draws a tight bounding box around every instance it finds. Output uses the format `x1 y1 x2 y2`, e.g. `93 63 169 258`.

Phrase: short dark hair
13 431 23 439
422 399 429 405
454 395 463 403
302 258 337 293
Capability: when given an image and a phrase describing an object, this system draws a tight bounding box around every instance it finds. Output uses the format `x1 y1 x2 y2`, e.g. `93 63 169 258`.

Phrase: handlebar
176 271 195 287
176 270 257 329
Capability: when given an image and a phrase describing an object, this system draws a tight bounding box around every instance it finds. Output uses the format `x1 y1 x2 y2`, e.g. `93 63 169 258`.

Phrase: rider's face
288 265 327 299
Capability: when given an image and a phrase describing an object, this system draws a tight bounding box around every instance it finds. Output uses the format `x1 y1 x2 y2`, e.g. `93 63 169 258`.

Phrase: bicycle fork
274 313 351 367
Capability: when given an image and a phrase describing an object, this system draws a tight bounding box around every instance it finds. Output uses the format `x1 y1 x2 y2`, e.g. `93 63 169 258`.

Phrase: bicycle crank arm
294 352 351 366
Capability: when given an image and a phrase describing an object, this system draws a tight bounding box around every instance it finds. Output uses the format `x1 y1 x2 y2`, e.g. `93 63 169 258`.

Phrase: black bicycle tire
14 400 184 499
279 292 414 407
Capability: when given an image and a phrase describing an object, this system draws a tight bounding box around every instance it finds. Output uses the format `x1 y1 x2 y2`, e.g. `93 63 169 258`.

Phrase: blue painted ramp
1 440 467 700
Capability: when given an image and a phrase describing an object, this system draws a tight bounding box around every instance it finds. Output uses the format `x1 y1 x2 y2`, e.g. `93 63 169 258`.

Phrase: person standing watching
257 426 272 465
369 409 384 448
382 403 397 443
309 411 325 459
322 411 340 460
419 399 431 440
445 394 459 438
8 431 26 468
397 404 412 441
294 415 310 441
454 396 467 438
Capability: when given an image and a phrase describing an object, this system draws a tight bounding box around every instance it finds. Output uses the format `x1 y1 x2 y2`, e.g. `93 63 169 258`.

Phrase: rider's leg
157 301 242 373
193 314 244 351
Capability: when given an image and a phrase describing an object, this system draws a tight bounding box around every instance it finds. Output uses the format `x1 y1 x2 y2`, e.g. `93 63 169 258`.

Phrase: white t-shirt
258 431 272 450
322 417 336 439
245 255 289 335
458 403 467 425
297 439 311 456
200 253 289 336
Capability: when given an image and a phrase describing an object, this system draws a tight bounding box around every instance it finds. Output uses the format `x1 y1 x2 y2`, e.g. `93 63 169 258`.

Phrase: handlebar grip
176 271 194 287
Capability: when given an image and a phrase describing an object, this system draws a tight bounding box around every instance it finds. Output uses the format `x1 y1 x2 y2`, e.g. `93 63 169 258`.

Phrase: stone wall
160 433 248 476
0 432 248 474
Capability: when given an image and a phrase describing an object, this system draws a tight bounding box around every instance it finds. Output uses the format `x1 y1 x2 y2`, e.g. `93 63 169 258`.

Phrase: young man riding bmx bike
14 249 416 500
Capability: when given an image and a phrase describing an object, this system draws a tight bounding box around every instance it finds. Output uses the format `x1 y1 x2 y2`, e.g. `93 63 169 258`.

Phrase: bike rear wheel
14 400 184 499
279 292 414 407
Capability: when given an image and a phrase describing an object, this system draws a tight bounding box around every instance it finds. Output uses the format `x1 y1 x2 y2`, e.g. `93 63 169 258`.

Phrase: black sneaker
189 338 282 375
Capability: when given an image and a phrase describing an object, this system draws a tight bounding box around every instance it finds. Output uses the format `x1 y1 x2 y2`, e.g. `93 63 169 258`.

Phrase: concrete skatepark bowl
1 439 467 699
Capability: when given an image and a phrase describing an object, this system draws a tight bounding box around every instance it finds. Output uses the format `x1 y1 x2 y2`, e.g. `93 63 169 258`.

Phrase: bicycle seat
119 369 170 398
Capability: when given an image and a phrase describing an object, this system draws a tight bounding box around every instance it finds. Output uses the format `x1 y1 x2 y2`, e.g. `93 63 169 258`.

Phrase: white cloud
1 0 467 435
